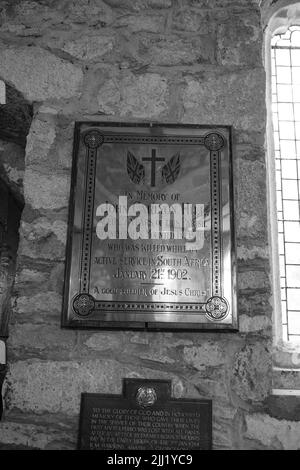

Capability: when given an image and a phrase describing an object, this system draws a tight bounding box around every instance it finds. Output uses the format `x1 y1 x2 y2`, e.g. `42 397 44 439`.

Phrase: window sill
272 343 300 396
273 342 300 369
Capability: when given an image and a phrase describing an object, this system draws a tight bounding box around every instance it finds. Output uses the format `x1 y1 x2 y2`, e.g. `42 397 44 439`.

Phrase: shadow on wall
0 81 32 419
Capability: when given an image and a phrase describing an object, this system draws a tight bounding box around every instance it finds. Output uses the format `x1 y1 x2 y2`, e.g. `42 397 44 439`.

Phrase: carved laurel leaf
127 150 145 184
161 152 180 184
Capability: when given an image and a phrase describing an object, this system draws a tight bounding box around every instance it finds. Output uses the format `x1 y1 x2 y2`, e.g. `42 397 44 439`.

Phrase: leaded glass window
272 26 300 341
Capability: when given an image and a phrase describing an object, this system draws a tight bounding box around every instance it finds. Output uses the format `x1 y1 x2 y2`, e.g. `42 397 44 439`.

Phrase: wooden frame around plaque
62 122 237 330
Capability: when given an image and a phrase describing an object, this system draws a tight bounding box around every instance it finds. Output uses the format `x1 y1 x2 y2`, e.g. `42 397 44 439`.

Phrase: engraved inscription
88 406 206 450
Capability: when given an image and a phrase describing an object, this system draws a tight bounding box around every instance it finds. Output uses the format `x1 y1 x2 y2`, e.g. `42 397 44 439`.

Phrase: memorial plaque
78 379 212 450
62 122 237 330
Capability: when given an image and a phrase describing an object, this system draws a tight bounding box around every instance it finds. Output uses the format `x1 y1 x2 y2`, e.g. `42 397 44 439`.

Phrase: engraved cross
142 149 165 187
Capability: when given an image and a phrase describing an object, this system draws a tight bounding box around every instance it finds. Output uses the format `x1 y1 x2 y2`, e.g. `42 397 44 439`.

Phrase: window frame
264 0 300 370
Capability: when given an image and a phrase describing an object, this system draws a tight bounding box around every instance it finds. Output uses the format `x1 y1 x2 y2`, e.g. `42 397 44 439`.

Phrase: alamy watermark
95 196 205 251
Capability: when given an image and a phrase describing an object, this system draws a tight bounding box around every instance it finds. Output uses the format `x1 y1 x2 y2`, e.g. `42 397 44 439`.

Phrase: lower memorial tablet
78 379 212 450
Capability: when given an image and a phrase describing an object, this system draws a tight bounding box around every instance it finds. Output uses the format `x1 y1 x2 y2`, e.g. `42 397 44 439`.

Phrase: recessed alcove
0 81 32 417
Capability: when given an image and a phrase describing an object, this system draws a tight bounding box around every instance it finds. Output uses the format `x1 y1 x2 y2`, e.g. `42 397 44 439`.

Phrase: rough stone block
62 35 115 60
238 291 272 317
18 235 65 261
212 404 238 450
189 0 259 8
236 159 268 240
84 332 123 351
115 14 165 33
48 263 65 294
25 117 56 166
65 0 115 26
4 359 184 415
239 315 272 334
138 35 215 66
182 68 266 133
21 218 67 245
13 1 64 25
238 270 270 291
34 117 74 170
8 324 76 352
0 421 75 450
237 245 269 261
147 0 172 6
103 0 172 9
14 263 64 296
231 342 272 402
245 413 300 449
97 71 169 118
18 218 67 260
188 373 229 401
171 8 211 33
183 342 226 369
15 268 49 287
0 2 64 37
0 44 83 101
235 143 266 162
15 292 62 318
138 352 176 364
83 331 177 364
23 169 70 210
217 13 262 66
97 77 120 115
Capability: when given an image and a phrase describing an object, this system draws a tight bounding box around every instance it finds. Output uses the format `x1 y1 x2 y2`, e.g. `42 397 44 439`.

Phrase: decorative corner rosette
204 132 225 151
136 386 157 408
83 130 104 149
205 296 229 322
73 293 95 317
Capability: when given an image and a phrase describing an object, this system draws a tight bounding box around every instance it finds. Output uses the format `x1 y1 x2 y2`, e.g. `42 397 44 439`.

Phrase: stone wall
0 0 299 449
